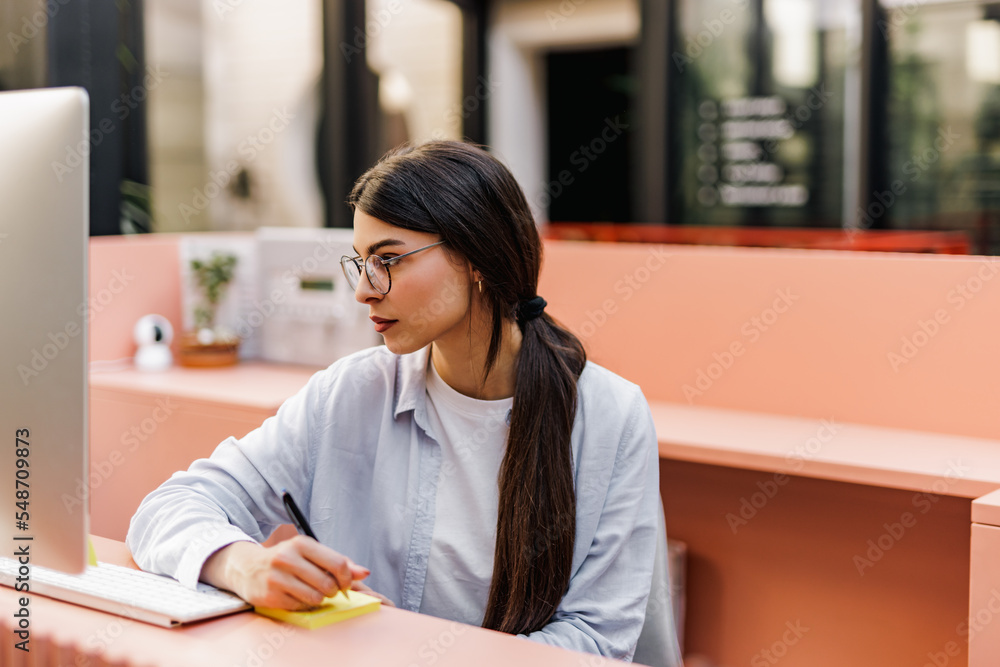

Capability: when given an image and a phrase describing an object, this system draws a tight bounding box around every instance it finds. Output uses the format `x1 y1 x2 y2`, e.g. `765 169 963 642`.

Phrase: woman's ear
470 268 485 295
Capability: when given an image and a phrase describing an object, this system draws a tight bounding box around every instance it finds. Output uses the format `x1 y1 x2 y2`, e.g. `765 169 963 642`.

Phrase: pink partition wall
539 241 1000 441
88 235 183 364
94 236 1000 440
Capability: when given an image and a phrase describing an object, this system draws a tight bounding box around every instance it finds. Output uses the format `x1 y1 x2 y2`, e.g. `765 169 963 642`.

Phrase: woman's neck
430 320 522 400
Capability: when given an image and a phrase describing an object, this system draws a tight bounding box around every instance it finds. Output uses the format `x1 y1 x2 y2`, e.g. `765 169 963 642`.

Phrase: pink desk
651 401 1000 667
0 536 637 667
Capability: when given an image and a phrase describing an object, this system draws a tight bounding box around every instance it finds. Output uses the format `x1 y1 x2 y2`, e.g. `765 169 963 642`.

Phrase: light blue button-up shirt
127 344 660 661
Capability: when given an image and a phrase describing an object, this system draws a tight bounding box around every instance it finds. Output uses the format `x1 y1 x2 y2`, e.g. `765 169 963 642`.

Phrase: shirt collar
393 344 431 420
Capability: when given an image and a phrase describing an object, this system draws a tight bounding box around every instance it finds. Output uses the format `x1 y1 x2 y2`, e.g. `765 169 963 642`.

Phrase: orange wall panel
539 241 1000 441
663 459 971 667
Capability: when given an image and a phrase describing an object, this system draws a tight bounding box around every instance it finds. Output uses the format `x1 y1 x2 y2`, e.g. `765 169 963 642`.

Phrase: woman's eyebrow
352 239 408 256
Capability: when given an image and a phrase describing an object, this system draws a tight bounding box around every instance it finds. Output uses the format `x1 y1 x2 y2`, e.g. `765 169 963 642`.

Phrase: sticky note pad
254 591 381 629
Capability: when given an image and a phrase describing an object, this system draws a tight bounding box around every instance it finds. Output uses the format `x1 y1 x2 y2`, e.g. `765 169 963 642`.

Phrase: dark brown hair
348 141 586 634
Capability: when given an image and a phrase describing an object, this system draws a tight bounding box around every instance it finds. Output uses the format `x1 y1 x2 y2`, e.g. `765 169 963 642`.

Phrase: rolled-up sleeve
521 391 660 662
125 365 331 589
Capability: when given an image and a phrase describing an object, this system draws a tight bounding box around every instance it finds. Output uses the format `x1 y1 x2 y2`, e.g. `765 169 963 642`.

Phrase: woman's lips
370 316 397 333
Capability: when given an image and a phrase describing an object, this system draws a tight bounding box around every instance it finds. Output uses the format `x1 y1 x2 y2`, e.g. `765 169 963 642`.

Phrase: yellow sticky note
254 591 381 629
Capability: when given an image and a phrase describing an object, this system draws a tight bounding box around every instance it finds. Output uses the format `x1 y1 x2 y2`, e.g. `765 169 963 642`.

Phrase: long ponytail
482 308 585 633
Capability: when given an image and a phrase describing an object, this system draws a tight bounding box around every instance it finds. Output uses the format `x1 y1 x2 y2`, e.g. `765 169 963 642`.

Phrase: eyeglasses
340 241 445 295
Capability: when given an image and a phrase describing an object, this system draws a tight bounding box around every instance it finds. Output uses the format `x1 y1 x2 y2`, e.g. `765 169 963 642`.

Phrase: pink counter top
651 401 1000 499
90 361 322 411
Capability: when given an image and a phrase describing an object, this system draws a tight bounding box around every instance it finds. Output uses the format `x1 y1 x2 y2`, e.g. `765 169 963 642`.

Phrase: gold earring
478 280 483 293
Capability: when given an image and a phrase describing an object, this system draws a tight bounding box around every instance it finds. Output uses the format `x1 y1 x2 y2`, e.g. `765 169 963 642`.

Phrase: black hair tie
516 296 547 323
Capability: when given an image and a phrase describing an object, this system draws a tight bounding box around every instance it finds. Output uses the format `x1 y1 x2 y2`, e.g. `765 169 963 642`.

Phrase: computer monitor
0 87 89 574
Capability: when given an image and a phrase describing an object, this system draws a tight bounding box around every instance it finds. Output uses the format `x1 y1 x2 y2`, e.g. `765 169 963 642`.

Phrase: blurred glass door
671 0 853 227
880 0 1000 254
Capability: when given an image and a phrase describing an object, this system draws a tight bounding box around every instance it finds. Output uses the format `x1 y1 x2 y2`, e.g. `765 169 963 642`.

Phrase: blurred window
672 0 851 228
881 0 1000 254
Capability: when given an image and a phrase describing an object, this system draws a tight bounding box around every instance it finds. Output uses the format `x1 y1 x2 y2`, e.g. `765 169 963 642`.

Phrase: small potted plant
178 252 241 367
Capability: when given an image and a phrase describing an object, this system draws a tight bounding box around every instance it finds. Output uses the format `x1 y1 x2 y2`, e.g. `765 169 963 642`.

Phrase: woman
127 141 663 661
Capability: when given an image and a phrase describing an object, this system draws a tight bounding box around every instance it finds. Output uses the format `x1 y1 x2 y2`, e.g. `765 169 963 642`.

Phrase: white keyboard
0 557 251 628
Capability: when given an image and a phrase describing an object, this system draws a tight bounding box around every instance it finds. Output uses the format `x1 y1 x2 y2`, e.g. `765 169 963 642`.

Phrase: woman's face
350 208 480 354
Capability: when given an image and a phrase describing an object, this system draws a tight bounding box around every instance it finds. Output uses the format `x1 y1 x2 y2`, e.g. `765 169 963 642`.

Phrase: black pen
281 488 350 600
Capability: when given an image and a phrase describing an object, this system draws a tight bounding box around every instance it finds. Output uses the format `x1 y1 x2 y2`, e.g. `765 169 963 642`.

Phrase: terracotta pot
177 331 240 367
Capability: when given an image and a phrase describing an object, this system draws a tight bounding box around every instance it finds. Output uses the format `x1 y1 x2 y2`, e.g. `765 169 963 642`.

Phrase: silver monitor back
0 87 89 573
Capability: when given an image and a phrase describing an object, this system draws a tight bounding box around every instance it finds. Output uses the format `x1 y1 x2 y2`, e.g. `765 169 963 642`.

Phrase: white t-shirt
417 356 513 626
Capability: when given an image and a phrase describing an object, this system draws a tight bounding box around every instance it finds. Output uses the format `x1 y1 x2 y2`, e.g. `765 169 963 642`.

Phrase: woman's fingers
351 580 395 607
225 536 373 609
349 561 372 579
292 536 368 596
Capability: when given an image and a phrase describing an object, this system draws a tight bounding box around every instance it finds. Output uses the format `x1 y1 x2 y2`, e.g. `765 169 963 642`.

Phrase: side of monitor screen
0 87 89 573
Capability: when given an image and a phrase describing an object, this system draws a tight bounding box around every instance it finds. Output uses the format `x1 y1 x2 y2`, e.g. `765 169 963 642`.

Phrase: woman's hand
350 579 396 607
201 536 373 610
